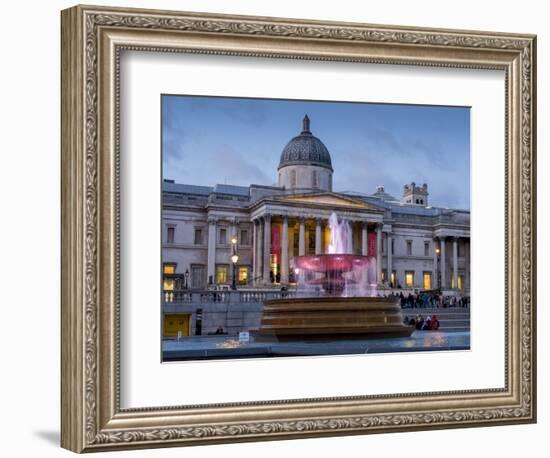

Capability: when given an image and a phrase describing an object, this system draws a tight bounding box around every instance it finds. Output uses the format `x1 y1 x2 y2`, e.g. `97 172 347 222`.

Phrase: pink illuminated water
293 213 377 296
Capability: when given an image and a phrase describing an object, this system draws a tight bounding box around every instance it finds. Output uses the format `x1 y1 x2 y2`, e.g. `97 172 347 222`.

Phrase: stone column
387 231 393 287
207 217 217 285
298 217 306 256
252 220 257 283
432 237 439 289
440 236 446 289
315 218 323 255
376 224 383 284
263 214 271 285
256 219 264 286
281 216 289 284
361 222 368 256
453 237 459 289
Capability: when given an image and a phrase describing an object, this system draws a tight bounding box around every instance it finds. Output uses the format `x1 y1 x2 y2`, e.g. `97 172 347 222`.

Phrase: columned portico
262 214 271 284
248 194 386 287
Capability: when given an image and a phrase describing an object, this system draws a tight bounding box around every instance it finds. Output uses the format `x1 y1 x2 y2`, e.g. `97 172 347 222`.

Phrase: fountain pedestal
256 296 414 341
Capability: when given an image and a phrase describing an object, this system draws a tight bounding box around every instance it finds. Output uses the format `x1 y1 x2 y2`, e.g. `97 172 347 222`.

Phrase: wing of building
162 115 470 303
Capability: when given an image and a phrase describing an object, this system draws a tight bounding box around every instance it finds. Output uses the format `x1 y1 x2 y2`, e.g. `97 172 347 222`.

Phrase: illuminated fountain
293 213 376 296
256 212 414 341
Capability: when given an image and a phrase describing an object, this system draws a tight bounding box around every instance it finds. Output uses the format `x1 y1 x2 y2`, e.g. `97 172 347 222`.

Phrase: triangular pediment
276 192 383 211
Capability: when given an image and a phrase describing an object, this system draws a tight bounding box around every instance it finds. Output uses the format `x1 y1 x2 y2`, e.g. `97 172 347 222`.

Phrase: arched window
290 169 297 188
312 170 318 188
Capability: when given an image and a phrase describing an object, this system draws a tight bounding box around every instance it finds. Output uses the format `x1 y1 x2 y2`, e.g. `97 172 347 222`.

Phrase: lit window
405 271 414 287
240 229 249 245
167 226 175 243
424 241 430 257
194 228 203 245
391 271 396 288
163 264 176 274
451 275 464 290
238 267 248 284
219 228 227 245
423 272 431 290
406 240 412 256
163 278 175 291
216 265 228 284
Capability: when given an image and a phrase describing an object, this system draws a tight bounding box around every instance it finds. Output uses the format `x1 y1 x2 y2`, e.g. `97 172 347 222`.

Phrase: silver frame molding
61 4 537 453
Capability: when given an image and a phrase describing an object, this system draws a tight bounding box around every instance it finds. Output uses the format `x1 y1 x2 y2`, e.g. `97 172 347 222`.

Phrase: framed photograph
61 4 537 453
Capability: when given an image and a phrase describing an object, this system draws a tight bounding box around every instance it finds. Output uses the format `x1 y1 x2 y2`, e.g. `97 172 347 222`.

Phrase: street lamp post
231 253 239 290
184 268 189 290
231 235 239 290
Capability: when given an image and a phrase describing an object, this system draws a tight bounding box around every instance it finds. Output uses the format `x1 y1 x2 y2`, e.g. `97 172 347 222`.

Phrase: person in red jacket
430 314 440 330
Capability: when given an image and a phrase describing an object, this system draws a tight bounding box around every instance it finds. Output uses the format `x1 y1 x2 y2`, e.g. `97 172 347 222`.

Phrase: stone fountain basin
256 296 414 341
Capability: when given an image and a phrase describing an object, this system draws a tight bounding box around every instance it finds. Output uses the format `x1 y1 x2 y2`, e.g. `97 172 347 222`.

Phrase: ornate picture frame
61 4 536 453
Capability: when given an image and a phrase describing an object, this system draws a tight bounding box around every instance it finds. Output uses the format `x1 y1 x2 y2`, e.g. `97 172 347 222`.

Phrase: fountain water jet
293 212 375 296
256 213 414 341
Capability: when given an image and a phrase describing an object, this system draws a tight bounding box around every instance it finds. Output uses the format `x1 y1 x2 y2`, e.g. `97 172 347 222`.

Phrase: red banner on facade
368 231 377 257
271 224 281 263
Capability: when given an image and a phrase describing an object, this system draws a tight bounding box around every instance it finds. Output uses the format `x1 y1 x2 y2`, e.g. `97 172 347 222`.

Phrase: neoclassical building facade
162 116 470 298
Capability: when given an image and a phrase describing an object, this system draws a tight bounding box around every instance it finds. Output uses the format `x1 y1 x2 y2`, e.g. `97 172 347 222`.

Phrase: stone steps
402 308 470 331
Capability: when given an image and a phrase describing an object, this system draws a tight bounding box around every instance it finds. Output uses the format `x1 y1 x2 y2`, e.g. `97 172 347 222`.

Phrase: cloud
206 145 272 186
332 139 469 209
165 143 272 187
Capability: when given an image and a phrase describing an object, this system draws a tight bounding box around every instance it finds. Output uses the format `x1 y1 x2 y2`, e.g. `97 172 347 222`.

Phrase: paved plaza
162 330 470 361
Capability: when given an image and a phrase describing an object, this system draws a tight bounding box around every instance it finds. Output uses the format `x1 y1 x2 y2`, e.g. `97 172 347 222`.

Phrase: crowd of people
404 314 440 331
387 291 470 309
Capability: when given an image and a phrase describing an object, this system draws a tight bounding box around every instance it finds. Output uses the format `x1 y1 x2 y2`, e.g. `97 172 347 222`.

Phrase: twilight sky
162 95 470 210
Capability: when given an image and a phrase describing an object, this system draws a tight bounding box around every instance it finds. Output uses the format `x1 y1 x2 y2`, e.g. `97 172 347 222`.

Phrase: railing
163 289 297 304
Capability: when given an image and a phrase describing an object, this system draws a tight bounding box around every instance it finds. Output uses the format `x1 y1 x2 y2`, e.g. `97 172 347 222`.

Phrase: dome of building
278 115 333 171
